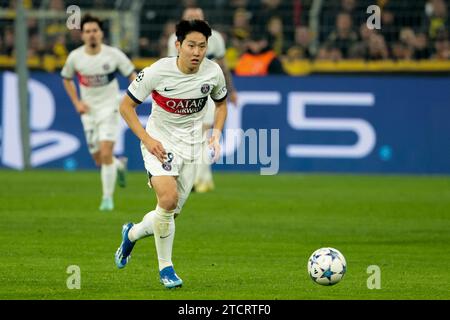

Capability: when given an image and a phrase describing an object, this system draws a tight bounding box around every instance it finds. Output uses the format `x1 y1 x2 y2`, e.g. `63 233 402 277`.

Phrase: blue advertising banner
1 71 449 174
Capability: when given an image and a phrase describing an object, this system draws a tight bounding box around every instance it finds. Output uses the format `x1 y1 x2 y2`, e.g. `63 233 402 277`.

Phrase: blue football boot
159 266 183 289
115 223 135 269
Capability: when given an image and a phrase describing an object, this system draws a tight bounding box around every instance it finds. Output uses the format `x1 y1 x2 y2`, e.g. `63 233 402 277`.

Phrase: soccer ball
308 247 347 286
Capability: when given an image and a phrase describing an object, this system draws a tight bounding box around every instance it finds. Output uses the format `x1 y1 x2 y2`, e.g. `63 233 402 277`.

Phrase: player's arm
62 78 89 114
116 47 138 83
119 95 166 163
128 72 137 82
215 57 238 105
209 98 227 162
61 53 89 114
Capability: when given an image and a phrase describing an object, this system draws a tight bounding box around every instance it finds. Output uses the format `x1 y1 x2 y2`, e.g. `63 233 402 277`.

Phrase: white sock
153 205 175 270
113 157 124 170
128 210 156 242
101 163 116 199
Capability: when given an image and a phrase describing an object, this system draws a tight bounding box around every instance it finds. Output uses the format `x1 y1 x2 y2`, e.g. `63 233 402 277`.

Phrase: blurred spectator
383 0 424 29
367 33 389 60
325 12 358 58
253 0 294 44
315 44 343 61
359 0 418 65
339 0 361 27
391 41 414 60
432 35 450 59
286 25 313 59
266 16 286 56
218 0 257 27
138 37 158 57
51 33 68 58
43 0 69 57
3 26 14 56
381 9 398 44
400 27 417 48
413 32 432 59
228 8 252 56
399 27 432 60
28 33 46 57
230 7 251 41
234 30 286 75
348 23 376 59
422 0 449 42
285 46 303 61
139 0 180 54
158 20 176 57
320 0 368 42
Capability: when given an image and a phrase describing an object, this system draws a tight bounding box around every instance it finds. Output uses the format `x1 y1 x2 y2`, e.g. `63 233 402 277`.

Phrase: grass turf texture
0 169 449 300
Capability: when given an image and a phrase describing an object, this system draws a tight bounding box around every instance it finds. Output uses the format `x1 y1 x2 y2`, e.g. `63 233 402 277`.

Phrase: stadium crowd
0 0 449 67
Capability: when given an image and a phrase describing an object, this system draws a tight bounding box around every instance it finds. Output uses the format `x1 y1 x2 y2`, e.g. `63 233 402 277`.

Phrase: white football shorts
141 143 196 214
80 110 120 154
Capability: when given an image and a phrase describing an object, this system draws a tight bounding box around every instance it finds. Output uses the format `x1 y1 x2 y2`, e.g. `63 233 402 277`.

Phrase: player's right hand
229 91 238 106
75 101 89 114
144 137 167 163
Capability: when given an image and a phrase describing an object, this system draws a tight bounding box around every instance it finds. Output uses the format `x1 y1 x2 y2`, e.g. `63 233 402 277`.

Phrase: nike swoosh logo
164 87 175 91
160 233 172 239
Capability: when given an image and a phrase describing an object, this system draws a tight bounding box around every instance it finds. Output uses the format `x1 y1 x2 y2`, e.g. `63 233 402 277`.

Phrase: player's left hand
208 135 221 163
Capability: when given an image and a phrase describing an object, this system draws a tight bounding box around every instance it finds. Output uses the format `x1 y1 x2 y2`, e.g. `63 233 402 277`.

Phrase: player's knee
100 150 113 165
158 191 178 211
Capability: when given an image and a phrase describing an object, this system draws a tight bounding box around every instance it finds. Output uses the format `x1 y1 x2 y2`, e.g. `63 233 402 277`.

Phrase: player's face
81 22 103 48
176 32 208 73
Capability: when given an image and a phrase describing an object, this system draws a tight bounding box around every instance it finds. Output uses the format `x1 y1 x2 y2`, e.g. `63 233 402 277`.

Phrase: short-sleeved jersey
61 44 135 117
167 29 226 60
127 57 227 160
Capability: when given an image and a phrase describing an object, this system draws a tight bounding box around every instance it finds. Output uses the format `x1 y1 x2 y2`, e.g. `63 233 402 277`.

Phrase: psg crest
201 83 210 94
162 152 174 171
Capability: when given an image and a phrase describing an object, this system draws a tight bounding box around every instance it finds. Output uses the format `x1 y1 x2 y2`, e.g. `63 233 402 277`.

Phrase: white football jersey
167 29 226 60
61 44 135 118
127 57 227 160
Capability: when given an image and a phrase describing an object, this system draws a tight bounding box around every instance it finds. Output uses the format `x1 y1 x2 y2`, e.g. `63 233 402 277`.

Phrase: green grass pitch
0 169 449 300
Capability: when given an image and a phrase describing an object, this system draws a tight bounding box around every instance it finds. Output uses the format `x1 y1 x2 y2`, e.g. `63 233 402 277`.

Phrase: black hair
175 19 212 44
81 14 103 32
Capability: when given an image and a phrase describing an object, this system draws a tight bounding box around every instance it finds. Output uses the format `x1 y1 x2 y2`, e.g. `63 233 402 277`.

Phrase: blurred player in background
115 20 227 288
168 7 237 193
61 14 137 211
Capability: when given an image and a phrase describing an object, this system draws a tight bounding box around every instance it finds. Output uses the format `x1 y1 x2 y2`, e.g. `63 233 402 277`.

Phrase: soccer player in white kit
115 20 227 288
168 8 237 193
61 14 136 211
